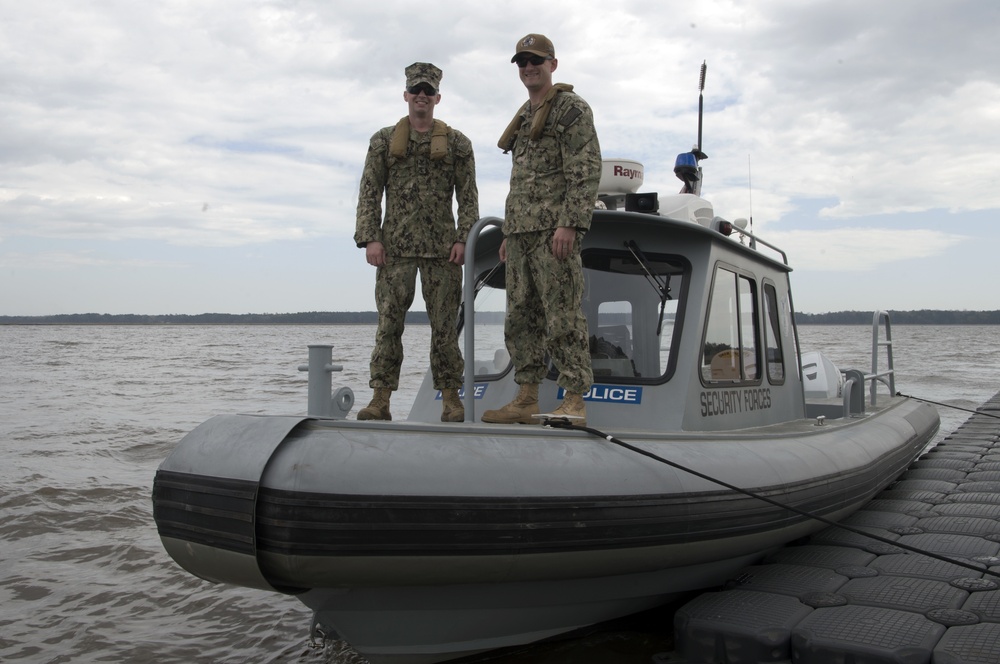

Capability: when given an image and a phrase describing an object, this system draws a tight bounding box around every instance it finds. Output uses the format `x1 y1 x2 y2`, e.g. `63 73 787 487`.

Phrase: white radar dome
598 159 643 195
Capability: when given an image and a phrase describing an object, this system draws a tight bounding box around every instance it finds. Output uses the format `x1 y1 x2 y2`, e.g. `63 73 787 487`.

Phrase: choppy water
1 324 997 663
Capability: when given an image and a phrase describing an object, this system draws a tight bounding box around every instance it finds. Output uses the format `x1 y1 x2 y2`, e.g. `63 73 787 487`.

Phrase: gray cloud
2 0 998 314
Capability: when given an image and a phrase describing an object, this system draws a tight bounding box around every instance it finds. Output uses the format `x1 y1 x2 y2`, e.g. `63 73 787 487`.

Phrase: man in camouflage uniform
482 34 601 427
354 62 479 422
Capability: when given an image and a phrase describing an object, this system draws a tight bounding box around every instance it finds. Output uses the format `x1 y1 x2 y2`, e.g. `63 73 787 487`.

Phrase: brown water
1 324 996 663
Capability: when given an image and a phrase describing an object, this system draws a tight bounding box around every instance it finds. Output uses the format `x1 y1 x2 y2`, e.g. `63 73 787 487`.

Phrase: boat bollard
843 369 866 417
297 345 354 419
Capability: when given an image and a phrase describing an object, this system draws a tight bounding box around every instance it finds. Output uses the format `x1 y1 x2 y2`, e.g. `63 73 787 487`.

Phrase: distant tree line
793 310 1000 325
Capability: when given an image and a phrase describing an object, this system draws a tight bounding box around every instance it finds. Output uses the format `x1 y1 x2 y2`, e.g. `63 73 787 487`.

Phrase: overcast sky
2 0 998 316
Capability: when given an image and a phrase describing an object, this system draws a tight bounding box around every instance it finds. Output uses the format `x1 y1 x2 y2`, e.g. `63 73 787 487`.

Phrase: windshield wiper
625 240 672 335
457 261 505 331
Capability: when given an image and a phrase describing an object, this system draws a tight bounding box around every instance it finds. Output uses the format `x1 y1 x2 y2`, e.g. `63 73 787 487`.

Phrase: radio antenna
695 61 707 159
674 61 708 194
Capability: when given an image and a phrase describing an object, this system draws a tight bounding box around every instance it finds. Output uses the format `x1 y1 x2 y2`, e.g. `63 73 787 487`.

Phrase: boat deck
671 392 1000 664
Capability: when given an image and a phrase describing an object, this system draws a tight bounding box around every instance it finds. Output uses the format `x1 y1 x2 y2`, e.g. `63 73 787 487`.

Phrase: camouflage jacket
354 121 479 258
503 89 601 235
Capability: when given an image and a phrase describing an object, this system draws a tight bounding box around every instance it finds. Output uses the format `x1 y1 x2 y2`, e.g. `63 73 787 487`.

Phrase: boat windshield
460 249 688 383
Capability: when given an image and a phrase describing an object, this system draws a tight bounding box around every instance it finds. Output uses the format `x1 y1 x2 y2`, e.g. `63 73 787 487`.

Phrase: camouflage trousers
504 230 593 394
370 257 464 391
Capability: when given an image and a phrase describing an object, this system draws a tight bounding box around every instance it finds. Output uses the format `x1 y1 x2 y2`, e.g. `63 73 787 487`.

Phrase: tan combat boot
357 388 392 421
545 392 587 427
441 388 464 422
481 383 540 424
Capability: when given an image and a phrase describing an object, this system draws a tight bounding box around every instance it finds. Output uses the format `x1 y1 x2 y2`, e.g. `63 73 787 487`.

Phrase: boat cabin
407 159 816 432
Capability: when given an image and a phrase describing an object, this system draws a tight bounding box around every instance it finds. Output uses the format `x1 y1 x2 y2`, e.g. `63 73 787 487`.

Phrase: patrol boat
152 148 939 662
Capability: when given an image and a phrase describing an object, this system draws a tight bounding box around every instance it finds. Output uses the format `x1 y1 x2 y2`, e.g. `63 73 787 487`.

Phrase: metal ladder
842 311 895 417
868 310 895 406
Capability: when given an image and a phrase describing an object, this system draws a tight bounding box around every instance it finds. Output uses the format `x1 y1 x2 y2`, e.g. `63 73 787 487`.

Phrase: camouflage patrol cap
405 62 443 89
511 33 555 62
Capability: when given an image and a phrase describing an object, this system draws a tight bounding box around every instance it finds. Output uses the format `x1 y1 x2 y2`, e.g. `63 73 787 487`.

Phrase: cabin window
592 301 636 379
461 245 688 383
579 248 688 381
784 290 800 381
763 283 785 383
459 261 510 377
702 266 760 383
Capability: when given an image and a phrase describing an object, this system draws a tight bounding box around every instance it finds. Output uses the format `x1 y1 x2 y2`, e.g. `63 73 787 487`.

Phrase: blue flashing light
674 152 700 182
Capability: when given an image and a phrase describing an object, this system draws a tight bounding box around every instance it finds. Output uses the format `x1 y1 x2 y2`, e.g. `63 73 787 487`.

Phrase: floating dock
672 393 1000 664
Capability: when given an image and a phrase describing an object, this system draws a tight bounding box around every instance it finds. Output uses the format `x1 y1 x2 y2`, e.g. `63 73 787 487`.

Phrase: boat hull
301 553 766 663
153 397 938 662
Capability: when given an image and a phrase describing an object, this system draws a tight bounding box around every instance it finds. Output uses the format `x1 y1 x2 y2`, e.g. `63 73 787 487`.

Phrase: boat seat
476 349 510 375
710 349 741 380
590 332 638 377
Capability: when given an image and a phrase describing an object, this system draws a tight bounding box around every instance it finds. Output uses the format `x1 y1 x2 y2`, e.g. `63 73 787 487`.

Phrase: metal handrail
462 217 504 422
729 226 789 265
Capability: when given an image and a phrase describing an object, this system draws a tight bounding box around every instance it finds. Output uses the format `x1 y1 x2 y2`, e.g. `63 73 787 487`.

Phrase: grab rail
730 226 789 265
462 217 505 422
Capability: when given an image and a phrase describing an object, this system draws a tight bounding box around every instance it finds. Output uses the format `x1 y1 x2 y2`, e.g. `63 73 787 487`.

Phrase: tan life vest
497 83 575 153
389 117 450 160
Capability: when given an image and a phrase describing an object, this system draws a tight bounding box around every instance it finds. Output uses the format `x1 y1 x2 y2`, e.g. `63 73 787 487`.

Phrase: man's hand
551 226 577 260
365 241 386 267
449 242 466 266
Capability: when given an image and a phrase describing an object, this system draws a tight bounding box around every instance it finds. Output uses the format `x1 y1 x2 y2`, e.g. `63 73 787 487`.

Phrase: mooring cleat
535 414 586 429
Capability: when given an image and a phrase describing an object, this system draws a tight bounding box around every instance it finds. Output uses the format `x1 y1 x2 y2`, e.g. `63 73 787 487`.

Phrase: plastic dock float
673 393 1000 664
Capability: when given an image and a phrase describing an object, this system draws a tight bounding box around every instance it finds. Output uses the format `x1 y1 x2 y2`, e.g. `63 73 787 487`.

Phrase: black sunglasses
407 83 437 96
515 54 552 68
